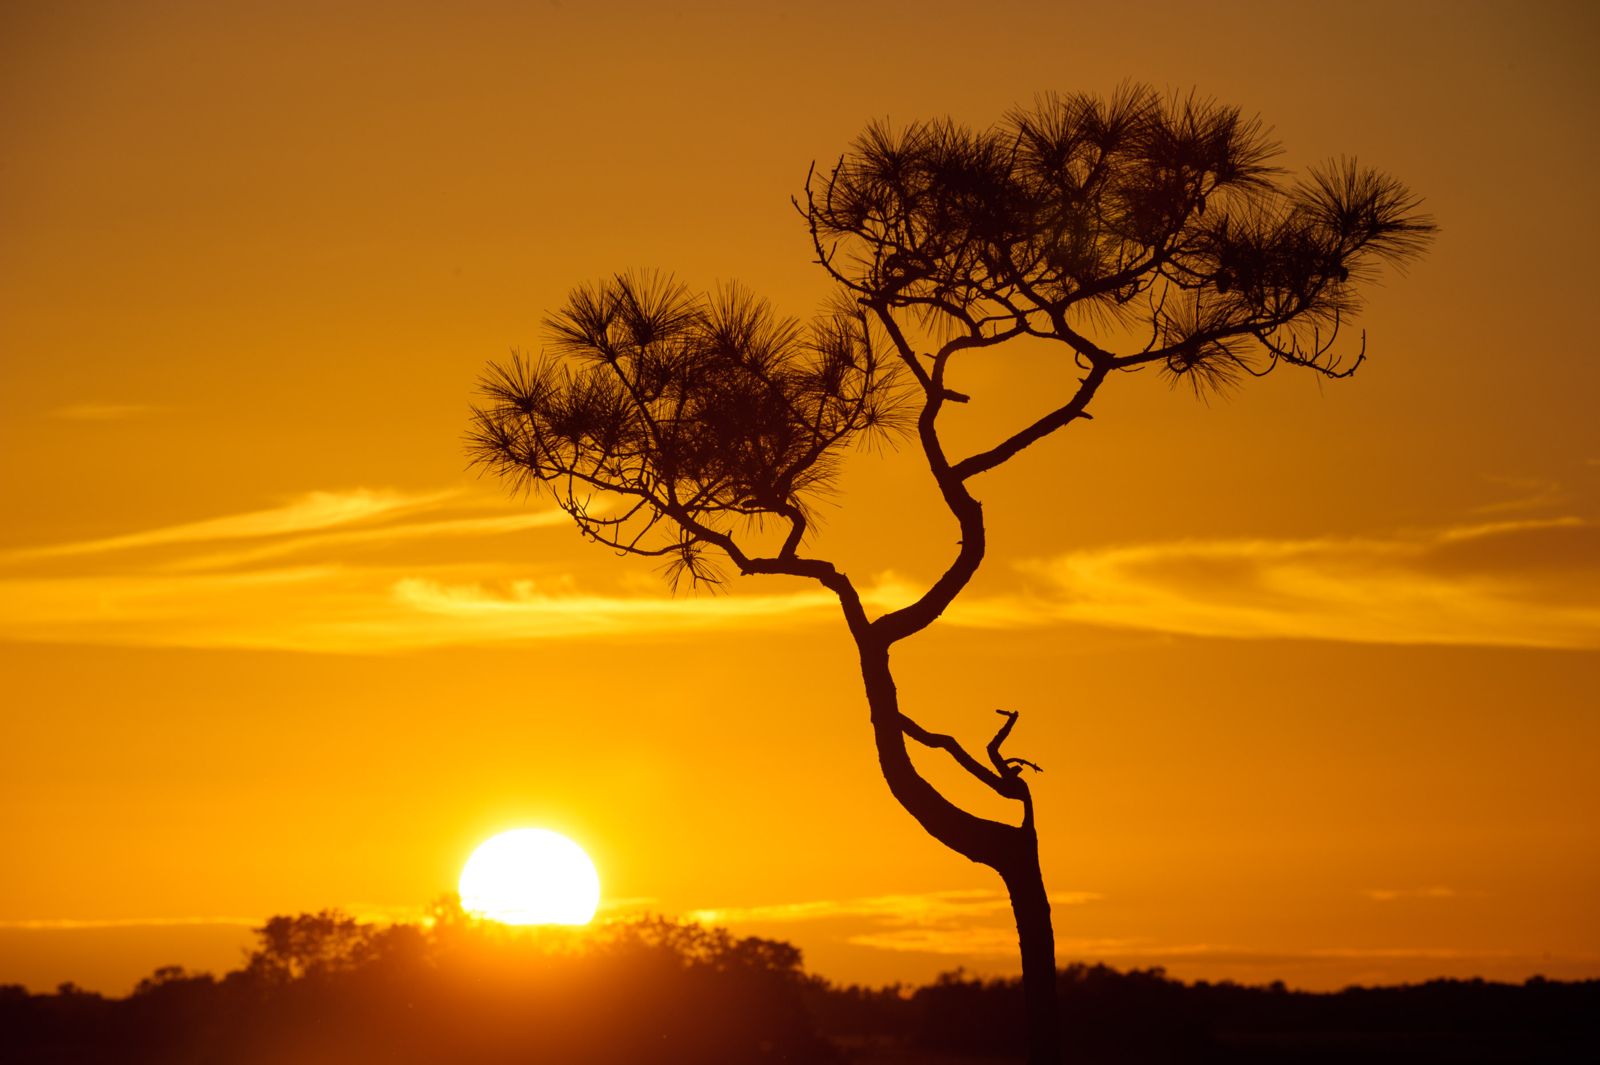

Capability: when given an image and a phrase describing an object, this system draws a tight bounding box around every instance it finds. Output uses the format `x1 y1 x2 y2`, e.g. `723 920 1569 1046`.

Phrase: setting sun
459 829 601 926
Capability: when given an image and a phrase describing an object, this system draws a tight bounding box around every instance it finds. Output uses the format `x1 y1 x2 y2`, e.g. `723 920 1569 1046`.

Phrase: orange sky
2 0 1597 994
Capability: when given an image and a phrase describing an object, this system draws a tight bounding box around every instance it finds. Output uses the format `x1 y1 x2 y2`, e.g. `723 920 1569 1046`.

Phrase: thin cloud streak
2 490 1595 652
0 476 903 649
397 577 845 632
3 488 459 563
844 927 1576 967
1 904 431 931
0 568 863 652
47 403 167 421
1469 476 1567 516
848 929 1158 957
169 511 574 571
689 889 1102 928
1016 516 1600 651
1364 887 1458 902
694 889 1105 962
0 916 262 930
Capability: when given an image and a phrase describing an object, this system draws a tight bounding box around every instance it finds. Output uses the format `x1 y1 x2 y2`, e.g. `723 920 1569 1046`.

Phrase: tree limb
900 711 1029 801
951 360 1109 481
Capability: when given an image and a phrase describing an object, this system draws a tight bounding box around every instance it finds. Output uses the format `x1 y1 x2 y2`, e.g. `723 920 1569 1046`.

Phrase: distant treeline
832 966 1599 1064
3 904 1595 1064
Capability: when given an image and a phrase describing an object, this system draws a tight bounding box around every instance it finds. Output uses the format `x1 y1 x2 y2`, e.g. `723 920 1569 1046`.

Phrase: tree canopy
470 280 906 586
470 87 1433 593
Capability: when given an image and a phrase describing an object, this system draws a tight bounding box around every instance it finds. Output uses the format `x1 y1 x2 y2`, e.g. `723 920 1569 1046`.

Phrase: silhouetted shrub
5 910 1597 1064
1 907 840 1065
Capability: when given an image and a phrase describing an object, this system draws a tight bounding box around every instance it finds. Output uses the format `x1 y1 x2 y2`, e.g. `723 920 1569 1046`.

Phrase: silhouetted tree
468 85 1433 1063
245 909 374 984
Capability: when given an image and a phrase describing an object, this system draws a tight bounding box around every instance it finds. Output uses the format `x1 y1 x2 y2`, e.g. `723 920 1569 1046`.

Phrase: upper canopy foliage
806 85 1434 389
471 85 1432 588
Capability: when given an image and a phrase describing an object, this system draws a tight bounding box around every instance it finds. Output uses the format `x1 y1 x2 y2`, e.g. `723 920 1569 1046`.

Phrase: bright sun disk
458 828 600 925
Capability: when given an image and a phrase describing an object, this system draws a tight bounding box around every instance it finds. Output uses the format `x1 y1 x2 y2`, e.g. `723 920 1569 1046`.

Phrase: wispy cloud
4 488 459 563
853 929 1159 957
0 483 881 651
0 568 874 652
0 916 262 930
688 888 1523 967
0 481 927 651
393 577 847 639
838 927 1579 972
597 897 659 914
0 903 434 931
47 403 167 421
1016 516 1600 650
689 889 1102 928
1363 886 1458 902
1470 475 1567 516
4 491 1595 653
848 926 1029 955
690 889 1104 959
170 511 573 571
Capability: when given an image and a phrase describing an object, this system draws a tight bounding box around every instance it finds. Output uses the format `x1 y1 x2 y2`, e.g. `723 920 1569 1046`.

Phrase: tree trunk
1003 842 1060 1065
856 637 1060 1063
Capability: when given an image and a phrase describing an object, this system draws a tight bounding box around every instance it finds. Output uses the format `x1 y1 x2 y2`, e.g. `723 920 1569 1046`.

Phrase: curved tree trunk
856 637 1059 1064
1002 837 1060 1065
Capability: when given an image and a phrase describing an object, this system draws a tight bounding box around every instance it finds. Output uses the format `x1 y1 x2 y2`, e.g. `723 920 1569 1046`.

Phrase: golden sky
2 0 1597 993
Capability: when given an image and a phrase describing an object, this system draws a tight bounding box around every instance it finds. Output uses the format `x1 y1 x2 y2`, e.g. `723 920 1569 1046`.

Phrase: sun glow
458 829 601 925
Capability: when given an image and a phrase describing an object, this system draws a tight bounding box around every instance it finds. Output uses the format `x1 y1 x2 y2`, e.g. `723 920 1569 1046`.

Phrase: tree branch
665 508 872 638
987 709 1039 825
951 360 1109 481
900 711 1029 801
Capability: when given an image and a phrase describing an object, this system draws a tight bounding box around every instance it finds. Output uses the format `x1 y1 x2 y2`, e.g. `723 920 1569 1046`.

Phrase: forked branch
900 710 1033 806
988 710 1043 778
